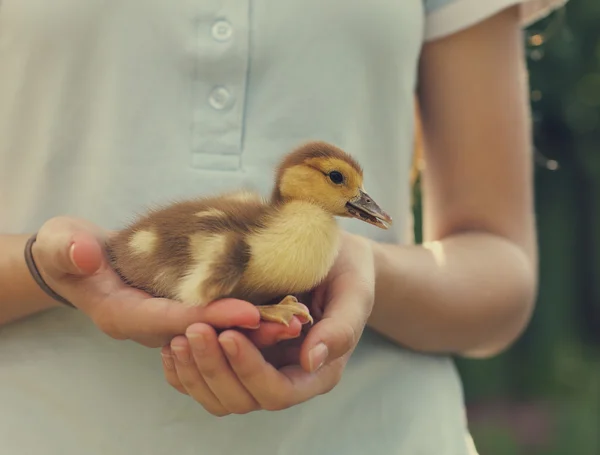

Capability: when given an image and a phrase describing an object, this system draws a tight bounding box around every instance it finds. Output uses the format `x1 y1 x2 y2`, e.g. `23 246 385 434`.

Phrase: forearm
367 231 536 358
0 234 60 326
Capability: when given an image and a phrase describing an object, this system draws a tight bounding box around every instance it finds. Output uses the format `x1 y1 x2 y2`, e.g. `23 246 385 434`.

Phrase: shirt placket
191 0 250 171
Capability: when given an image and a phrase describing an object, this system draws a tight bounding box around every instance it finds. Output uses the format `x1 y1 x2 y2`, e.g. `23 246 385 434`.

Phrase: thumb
35 217 106 278
299 280 373 373
300 317 359 373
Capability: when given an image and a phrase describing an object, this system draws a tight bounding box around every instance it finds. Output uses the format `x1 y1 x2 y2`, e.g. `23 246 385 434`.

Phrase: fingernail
187 331 206 353
239 323 261 330
276 332 298 342
309 343 328 372
220 337 238 358
161 353 174 370
68 243 84 274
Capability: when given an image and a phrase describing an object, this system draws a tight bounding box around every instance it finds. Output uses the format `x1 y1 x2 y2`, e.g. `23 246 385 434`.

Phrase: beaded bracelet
24 234 76 308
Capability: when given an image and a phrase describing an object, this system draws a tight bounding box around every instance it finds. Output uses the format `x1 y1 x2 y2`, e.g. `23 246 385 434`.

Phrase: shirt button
211 20 233 42
208 86 232 110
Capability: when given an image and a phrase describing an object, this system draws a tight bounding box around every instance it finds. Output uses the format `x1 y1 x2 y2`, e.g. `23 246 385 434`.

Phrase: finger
244 319 303 349
218 330 335 411
186 324 259 414
161 345 187 395
149 298 261 334
300 277 373 373
98 298 261 344
170 336 229 417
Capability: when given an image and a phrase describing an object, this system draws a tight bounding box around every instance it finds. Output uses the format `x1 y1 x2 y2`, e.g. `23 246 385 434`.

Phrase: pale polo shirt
0 1 565 454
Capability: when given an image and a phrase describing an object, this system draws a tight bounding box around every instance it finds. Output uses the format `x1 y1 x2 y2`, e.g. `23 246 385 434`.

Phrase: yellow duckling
106 141 392 325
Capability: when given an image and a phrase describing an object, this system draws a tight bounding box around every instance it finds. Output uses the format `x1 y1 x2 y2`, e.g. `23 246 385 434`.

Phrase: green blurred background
413 0 600 453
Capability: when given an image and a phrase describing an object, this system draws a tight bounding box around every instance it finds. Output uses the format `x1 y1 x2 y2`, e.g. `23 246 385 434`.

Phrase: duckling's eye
328 171 344 184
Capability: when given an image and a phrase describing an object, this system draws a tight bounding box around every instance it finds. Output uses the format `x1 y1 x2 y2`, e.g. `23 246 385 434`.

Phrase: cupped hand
31 216 289 347
161 231 376 415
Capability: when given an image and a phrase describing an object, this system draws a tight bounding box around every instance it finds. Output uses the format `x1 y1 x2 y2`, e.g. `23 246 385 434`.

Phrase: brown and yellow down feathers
106 190 341 307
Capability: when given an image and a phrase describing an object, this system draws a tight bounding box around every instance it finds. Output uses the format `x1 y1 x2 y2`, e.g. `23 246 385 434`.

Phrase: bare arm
367 6 537 358
0 234 62 325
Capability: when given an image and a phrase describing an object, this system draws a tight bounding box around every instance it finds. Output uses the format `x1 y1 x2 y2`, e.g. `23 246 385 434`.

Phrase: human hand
30 216 270 347
161 231 376 415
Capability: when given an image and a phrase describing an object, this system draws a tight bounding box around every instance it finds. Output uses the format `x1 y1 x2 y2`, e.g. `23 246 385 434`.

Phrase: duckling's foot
258 295 314 327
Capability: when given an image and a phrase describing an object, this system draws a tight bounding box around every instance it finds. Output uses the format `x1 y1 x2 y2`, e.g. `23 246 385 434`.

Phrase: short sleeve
424 0 569 42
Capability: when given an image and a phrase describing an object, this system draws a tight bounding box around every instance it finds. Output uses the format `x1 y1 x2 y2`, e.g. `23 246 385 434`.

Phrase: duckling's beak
345 190 393 230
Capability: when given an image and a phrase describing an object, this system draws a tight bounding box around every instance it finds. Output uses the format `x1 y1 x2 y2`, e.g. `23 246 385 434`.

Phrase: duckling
106 141 392 326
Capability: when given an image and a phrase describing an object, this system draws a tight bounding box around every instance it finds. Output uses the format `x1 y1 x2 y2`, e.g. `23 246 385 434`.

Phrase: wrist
0 234 62 325
26 234 75 308
369 239 393 292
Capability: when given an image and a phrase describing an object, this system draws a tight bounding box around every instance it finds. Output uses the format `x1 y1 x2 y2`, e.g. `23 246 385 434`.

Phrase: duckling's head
272 141 393 229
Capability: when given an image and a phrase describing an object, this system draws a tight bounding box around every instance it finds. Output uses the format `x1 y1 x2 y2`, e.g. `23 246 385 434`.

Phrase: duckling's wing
173 231 252 305
171 194 271 304
106 191 271 305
